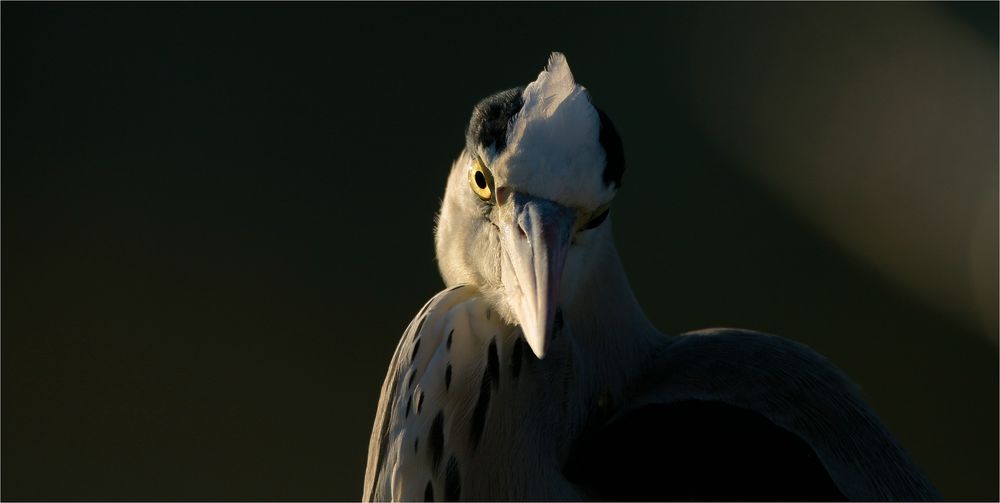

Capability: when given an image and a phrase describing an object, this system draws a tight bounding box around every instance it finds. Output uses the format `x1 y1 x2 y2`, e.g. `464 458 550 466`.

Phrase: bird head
435 52 624 360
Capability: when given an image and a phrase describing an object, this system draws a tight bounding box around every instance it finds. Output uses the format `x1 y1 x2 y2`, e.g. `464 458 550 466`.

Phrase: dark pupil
474 171 487 190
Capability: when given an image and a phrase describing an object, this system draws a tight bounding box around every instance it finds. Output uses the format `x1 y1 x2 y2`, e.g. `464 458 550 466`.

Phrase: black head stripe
597 108 625 189
466 87 525 155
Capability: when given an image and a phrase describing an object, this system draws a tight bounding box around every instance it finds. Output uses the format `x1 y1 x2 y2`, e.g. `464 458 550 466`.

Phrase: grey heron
363 53 940 501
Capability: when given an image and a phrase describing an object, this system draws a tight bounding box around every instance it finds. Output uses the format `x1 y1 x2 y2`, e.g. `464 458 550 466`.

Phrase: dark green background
3 3 997 501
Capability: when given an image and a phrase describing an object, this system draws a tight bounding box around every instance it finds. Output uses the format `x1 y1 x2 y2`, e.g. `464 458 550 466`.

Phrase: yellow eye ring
468 158 495 202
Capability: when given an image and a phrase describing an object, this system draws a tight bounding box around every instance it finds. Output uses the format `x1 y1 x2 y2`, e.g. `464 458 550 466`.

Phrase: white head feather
490 53 615 211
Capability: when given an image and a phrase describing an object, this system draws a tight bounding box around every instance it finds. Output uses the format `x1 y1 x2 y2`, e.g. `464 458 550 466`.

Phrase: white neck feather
561 222 662 405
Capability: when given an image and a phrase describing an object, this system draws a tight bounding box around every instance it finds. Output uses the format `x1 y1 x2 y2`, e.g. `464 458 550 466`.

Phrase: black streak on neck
428 411 445 473
487 338 500 390
470 338 499 450
424 481 434 502
444 456 461 502
510 336 525 381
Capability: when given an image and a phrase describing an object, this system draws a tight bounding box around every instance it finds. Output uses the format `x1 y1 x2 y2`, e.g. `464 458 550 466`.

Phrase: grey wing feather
611 328 940 501
362 285 475 502
362 304 417 502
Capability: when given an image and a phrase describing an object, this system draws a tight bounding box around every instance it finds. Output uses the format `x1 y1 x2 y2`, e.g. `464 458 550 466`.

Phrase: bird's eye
582 207 610 230
468 158 495 202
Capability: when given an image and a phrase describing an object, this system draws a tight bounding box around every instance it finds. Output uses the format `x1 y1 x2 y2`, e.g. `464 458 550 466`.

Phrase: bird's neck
561 231 662 402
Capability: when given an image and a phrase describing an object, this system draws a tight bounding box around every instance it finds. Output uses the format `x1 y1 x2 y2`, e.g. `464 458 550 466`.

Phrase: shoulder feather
609 329 940 501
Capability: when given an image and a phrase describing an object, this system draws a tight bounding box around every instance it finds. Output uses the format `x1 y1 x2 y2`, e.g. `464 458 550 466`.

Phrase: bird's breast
365 285 586 501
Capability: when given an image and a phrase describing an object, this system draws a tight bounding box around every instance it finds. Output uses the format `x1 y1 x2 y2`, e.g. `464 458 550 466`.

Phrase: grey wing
362 284 477 502
566 328 941 501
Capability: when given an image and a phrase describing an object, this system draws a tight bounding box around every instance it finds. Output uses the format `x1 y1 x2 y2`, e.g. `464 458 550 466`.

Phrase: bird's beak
500 192 575 359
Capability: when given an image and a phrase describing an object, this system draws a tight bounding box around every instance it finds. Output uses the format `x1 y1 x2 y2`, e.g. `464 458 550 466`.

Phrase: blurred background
2 3 997 501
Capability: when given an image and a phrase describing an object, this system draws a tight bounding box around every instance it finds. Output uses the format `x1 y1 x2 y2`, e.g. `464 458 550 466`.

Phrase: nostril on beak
517 223 527 238
495 186 510 205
